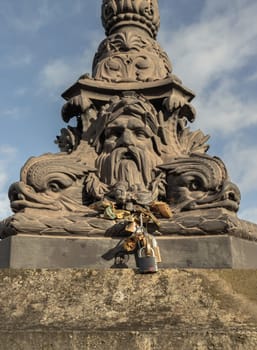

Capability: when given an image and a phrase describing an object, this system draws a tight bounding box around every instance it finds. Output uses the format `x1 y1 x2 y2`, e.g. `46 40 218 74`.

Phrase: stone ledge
1 328 257 350
1 269 257 349
1 234 257 268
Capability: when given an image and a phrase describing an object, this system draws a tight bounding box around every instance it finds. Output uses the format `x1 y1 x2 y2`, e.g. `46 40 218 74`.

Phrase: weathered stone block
0 269 257 349
1 234 257 268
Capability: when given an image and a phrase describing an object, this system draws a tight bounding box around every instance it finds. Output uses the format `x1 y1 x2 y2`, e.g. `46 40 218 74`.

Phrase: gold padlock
125 221 137 233
150 201 172 218
123 236 138 252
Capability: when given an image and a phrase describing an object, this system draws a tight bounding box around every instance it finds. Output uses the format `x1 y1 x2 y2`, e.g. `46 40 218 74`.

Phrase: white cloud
0 145 17 159
0 0 96 33
7 53 33 67
0 146 17 219
222 140 257 194
38 44 100 96
0 174 7 191
159 0 257 136
14 87 29 97
0 146 18 191
0 107 22 120
239 207 257 223
0 1 53 32
0 193 12 219
247 71 257 82
0 51 33 69
158 0 257 222
40 60 75 91
194 79 257 135
161 0 257 91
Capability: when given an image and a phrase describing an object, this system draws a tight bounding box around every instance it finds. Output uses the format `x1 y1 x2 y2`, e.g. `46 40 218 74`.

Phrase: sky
0 0 257 222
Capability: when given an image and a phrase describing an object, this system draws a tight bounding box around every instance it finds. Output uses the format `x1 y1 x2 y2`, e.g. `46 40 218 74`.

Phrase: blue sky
1 0 257 223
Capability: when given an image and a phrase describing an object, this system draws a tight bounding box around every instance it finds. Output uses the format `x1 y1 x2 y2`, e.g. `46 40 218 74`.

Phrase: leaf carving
179 128 210 155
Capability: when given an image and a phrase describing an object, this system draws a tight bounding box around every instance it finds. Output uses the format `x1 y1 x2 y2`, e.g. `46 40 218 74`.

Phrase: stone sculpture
1 0 256 240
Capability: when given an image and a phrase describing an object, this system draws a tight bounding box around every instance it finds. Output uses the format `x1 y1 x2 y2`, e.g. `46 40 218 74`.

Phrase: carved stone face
96 114 162 192
103 115 153 153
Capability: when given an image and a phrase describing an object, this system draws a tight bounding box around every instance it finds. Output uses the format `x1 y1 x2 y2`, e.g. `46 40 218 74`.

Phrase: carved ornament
0 0 248 240
101 0 160 38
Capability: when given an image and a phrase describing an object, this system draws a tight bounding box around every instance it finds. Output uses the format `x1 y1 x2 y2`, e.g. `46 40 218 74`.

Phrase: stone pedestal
1 269 257 350
1 234 257 268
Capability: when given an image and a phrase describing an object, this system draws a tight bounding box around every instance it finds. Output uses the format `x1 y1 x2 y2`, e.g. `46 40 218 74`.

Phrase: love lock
136 245 158 274
111 253 129 269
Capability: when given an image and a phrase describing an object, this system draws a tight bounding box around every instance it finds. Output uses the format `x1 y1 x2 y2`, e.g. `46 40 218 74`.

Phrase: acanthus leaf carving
179 128 210 155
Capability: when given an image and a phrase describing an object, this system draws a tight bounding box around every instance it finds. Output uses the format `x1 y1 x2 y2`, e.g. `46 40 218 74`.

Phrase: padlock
111 254 129 269
125 221 137 233
123 235 138 252
150 236 162 263
135 246 158 274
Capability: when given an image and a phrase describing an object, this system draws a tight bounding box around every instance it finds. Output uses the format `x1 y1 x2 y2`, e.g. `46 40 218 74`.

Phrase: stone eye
188 180 201 191
105 128 122 139
48 182 61 192
135 130 146 137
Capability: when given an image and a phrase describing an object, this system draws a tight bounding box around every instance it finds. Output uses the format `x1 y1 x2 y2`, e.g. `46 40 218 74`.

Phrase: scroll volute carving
160 154 241 213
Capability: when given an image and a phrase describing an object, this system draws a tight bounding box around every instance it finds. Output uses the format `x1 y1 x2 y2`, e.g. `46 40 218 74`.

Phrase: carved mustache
113 146 140 168
111 146 150 185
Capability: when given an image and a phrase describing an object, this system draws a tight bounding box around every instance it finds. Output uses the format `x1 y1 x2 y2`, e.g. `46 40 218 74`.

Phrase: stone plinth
1 269 257 349
1 234 257 268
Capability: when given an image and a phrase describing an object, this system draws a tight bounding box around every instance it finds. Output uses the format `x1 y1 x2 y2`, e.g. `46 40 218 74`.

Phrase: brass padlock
150 236 162 263
123 236 138 252
136 246 158 274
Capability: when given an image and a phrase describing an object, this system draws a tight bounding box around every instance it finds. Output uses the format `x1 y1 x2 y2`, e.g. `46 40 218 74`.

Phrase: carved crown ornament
101 0 160 39
1 0 256 242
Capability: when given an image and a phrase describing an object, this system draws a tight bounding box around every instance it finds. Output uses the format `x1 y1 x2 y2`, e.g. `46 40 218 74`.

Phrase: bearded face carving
96 115 161 188
90 94 165 205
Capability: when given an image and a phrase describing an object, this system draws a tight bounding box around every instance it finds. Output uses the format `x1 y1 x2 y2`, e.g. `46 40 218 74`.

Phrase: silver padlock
136 246 158 274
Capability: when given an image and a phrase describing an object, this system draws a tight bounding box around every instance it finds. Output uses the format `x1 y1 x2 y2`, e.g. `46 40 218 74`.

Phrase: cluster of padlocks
107 215 162 273
97 200 169 273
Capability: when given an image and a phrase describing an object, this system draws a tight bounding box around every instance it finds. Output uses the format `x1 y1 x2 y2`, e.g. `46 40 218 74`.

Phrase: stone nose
118 130 133 147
